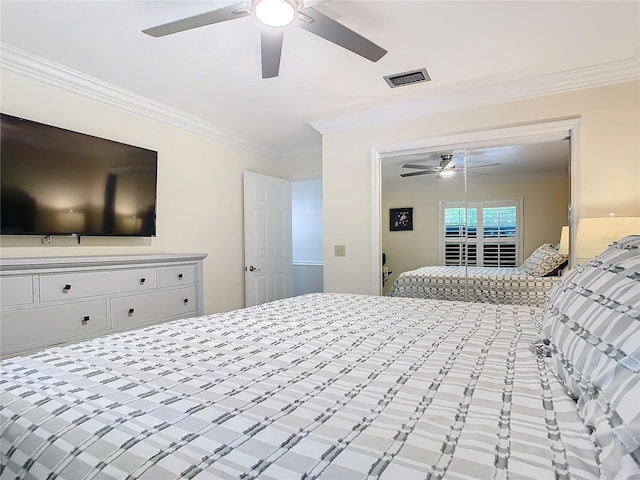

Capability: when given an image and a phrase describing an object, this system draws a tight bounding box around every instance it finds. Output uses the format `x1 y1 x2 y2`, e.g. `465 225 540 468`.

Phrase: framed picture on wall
390 207 413 231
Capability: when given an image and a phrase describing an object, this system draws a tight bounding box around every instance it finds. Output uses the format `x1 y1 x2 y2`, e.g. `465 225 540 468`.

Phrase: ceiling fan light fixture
438 169 456 178
255 0 296 27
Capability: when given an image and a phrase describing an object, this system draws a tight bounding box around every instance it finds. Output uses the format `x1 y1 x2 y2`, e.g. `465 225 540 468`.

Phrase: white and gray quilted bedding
387 266 561 307
1 293 600 479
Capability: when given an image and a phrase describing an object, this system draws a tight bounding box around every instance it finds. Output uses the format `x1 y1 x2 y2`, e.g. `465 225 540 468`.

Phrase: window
441 200 522 267
443 206 477 266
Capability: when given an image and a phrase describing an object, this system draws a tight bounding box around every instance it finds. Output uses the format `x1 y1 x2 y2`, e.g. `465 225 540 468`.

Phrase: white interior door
243 171 292 307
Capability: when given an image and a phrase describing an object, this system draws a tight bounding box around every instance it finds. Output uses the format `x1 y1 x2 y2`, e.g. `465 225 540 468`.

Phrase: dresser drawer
39 268 157 301
1 300 107 351
1 276 34 307
111 287 196 328
158 264 195 287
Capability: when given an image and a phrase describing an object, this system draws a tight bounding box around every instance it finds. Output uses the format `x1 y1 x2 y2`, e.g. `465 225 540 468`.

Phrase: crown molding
0 43 280 160
3 42 638 154
309 48 640 135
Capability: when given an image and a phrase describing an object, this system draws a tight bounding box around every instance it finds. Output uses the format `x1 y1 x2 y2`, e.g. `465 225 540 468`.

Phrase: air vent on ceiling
384 68 431 88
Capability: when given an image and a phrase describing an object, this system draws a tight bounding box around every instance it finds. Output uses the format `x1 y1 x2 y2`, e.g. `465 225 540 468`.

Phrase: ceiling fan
142 0 387 79
401 154 501 178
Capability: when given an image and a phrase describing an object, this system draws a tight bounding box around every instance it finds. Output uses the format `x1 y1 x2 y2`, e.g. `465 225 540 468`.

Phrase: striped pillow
521 243 568 277
541 235 640 479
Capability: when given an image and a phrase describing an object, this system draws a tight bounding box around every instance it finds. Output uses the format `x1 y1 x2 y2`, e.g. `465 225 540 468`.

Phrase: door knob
245 265 261 272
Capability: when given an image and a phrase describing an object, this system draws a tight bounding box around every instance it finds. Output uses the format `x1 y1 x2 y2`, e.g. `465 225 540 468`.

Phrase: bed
1 237 638 479
387 244 569 307
387 265 561 307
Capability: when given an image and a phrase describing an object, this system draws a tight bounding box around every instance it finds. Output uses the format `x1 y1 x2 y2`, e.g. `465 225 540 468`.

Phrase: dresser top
0 253 207 272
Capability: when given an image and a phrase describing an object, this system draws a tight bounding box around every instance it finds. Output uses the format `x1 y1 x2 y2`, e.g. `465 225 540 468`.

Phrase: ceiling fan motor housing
142 0 387 79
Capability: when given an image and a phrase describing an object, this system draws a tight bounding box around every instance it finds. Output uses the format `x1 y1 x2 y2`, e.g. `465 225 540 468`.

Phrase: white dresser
0 253 207 358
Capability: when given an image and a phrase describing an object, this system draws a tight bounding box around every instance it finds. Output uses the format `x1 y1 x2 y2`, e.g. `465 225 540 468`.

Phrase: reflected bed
387 243 568 307
387 265 561 307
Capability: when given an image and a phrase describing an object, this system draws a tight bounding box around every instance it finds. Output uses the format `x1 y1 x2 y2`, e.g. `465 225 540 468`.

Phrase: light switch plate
334 244 346 257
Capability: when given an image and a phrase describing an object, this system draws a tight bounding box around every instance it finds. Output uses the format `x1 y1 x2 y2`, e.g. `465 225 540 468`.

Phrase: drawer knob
63 284 72 292
82 316 90 325
128 308 135 315
183 298 189 304
140 278 146 284
178 273 184 279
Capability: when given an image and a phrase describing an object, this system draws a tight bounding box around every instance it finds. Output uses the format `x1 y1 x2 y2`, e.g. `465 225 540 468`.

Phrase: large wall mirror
380 134 571 300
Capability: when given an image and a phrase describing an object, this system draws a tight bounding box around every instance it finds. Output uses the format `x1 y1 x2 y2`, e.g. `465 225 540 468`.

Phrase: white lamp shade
575 216 640 260
558 226 569 255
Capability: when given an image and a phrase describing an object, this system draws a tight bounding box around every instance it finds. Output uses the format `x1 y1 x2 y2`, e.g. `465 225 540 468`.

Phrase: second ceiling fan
142 0 387 79
401 154 501 178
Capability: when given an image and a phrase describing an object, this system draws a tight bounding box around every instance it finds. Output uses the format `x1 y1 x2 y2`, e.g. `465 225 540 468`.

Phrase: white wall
0 68 291 314
281 149 322 179
291 178 323 295
323 81 640 295
292 178 323 263
292 264 323 296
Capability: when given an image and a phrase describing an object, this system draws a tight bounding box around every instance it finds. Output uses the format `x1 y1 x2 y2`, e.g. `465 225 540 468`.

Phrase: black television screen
1 114 158 237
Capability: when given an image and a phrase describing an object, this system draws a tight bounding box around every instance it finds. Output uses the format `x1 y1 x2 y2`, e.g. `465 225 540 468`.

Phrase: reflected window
441 199 522 267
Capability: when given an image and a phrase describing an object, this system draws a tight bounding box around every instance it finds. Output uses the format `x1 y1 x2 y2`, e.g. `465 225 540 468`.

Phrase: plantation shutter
443 206 478 266
441 200 521 267
481 204 518 267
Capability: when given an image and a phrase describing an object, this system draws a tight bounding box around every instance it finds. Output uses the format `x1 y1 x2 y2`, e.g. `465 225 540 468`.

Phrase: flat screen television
1 113 158 237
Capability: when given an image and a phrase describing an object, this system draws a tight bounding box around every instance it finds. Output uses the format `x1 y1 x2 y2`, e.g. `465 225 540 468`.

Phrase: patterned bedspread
1 293 599 479
387 266 561 307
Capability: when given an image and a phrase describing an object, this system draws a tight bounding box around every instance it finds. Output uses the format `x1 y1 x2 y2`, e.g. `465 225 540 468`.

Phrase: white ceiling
1 1 639 156
382 139 571 184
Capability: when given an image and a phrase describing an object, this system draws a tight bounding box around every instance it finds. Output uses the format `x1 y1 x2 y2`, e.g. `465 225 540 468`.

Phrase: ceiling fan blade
142 3 250 37
297 7 387 62
400 170 433 178
466 163 502 169
261 27 284 79
402 164 440 171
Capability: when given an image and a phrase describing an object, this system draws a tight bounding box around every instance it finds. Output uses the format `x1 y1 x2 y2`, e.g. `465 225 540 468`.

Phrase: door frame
370 118 581 295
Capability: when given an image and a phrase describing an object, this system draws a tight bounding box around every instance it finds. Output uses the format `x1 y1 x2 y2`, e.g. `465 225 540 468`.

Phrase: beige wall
281 150 322 179
323 81 640 295
0 69 289 314
3 70 637 303
382 173 569 293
